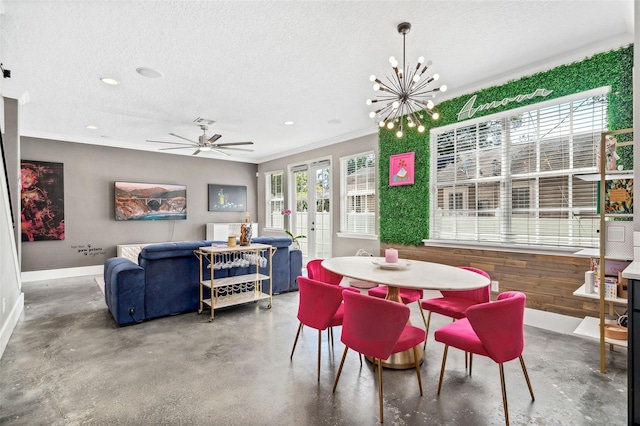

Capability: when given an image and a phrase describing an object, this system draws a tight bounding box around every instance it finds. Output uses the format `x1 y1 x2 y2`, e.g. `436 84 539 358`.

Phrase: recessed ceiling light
100 77 119 85
136 67 163 79
328 119 342 125
284 121 294 126
85 125 99 130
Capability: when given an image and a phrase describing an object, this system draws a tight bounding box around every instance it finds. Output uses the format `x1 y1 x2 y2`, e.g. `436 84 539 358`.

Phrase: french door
290 159 332 262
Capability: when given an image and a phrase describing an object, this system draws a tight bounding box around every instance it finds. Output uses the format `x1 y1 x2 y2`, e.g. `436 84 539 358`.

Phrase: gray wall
20 137 258 271
257 133 380 258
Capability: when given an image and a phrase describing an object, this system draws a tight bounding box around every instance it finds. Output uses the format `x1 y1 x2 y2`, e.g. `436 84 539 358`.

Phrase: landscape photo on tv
208 184 247 212
115 182 187 221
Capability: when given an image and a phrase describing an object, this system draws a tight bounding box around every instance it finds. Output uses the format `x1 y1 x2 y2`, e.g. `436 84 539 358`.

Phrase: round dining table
322 256 490 369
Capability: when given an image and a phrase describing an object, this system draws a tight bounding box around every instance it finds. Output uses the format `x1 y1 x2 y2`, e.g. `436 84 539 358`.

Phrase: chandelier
367 22 447 138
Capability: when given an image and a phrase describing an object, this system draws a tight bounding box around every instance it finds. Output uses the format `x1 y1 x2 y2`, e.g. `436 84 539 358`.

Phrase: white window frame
338 151 378 240
264 170 284 230
429 87 610 250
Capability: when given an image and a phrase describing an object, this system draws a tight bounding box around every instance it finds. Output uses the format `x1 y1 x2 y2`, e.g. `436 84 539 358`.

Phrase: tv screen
115 182 187 221
208 184 247 212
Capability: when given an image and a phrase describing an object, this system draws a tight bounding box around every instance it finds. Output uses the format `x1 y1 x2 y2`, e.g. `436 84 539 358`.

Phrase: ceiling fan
147 125 254 156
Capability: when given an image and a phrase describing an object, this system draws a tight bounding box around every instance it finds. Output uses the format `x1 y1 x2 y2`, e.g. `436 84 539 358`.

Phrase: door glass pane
314 167 331 258
293 170 308 256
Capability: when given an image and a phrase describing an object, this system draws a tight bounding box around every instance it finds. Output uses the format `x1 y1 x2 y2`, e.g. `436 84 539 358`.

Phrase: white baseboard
0 292 24 360
21 265 103 282
524 307 582 335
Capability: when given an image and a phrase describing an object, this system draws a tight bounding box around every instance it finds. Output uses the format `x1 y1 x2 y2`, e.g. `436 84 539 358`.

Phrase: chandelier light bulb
366 99 372 105
426 60 433 67
379 121 386 127
408 121 416 128
433 74 440 81
373 83 380 91
389 56 396 64
392 101 400 109
413 75 420 83
426 100 434 109
387 122 394 129
418 125 425 133
432 112 440 120
396 130 403 138
369 111 376 118
418 56 425 64
440 84 448 92
370 75 376 82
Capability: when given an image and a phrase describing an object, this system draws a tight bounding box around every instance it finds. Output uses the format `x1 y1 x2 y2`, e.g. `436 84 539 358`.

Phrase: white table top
322 256 490 291
622 261 640 280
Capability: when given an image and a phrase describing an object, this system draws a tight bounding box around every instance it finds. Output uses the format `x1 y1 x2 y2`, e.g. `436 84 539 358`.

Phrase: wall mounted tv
115 182 187 221
208 184 247 212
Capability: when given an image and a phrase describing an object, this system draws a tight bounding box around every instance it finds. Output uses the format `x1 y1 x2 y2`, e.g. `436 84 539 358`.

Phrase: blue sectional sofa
104 237 302 326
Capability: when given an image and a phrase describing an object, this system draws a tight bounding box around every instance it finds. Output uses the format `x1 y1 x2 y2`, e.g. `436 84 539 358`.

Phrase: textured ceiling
0 1 634 163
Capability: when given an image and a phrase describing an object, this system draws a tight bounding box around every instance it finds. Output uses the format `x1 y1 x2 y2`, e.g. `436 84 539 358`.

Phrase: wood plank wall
380 243 607 319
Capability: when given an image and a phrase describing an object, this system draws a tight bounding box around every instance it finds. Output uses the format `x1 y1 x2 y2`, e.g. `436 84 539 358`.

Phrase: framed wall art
389 152 415 186
21 160 65 241
115 182 187 221
208 184 247 212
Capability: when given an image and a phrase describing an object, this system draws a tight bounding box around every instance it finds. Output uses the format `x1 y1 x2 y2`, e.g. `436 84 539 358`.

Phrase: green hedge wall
379 45 633 245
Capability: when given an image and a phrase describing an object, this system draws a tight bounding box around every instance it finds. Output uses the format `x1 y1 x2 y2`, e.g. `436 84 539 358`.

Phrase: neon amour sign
457 88 554 121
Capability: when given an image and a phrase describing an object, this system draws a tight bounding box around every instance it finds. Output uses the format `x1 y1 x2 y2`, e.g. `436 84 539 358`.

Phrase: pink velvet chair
420 266 491 351
333 291 425 423
367 285 428 332
290 276 348 381
306 258 343 285
305 258 359 345
434 291 534 426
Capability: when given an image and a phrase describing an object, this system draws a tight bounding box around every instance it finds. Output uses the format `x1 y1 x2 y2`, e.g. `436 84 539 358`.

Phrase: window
340 152 376 236
265 171 284 229
431 88 609 249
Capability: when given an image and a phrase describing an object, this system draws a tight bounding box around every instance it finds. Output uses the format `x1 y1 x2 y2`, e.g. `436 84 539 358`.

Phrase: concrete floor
0 276 629 425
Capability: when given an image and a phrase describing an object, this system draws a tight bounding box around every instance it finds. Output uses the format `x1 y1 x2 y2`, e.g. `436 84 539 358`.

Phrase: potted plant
285 230 306 250
282 209 306 250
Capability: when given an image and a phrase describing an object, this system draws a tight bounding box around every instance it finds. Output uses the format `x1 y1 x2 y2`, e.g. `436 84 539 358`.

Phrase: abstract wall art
21 160 65 241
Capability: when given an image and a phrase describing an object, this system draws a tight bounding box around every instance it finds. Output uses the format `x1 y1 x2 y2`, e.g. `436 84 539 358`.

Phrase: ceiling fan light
200 146 212 152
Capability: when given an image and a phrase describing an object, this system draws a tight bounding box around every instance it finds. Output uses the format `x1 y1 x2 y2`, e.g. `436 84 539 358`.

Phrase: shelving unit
573 128 633 373
194 243 275 321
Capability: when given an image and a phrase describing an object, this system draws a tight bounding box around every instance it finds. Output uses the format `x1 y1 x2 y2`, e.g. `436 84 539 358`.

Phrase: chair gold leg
412 346 424 396
290 322 303 360
332 346 349 393
437 345 449 395
519 355 535 401
499 363 509 426
423 311 432 351
317 330 322 382
378 358 384 423
418 304 428 334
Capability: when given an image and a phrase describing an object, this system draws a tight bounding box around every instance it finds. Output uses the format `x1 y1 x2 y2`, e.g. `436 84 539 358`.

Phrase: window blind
431 88 609 249
340 152 376 235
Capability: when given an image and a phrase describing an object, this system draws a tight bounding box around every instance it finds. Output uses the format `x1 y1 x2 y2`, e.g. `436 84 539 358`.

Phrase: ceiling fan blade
214 141 254 147
151 141 197 147
160 146 192 151
192 149 201 156
147 139 194 145
214 146 254 152
208 134 222 143
168 133 198 144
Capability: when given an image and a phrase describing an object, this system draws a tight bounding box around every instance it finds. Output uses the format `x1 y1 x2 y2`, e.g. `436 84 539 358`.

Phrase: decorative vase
291 240 300 251
240 214 252 246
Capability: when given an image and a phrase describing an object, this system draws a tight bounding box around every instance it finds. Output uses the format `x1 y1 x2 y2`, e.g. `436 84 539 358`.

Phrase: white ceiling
0 1 634 164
